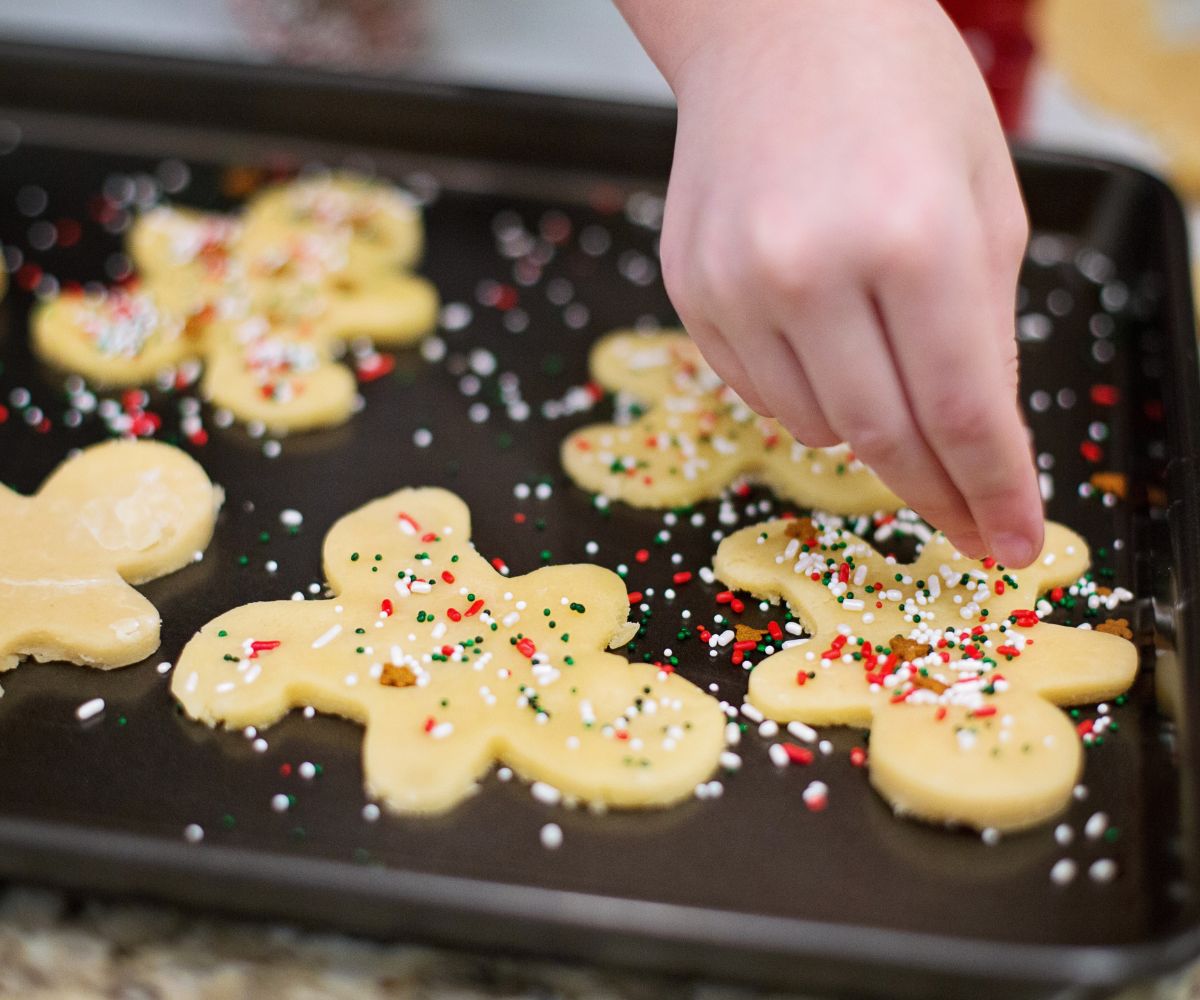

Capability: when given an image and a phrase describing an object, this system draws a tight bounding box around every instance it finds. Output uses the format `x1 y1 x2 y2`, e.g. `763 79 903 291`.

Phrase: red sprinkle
627 591 643 605
972 705 998 718
784 744 814 765
767 621 783 641
380 599 394 617
446 608 463 623
634 548 650 564
516 637 537 658
464 599 484 617
849 746 868 767
356 353 395 383
672 571 693 586
1090 384 1120 406
441 570 455 584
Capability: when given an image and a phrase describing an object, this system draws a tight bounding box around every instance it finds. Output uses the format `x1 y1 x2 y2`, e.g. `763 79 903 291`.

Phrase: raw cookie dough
173 487 725 814
202 317 357 432
32 288 201 388
0 440 221 677
238 172 424 275
32 173 438 431
713 516 1137 831
562 330 899 512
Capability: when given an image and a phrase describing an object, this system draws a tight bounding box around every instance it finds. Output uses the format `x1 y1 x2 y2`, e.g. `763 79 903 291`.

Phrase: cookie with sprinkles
238 172 424 275
32 173 438 430
32 286 204 387
0 440 221 679
201 316 357 432
173 487 725 814
562 330 899 511
712 517 1137 831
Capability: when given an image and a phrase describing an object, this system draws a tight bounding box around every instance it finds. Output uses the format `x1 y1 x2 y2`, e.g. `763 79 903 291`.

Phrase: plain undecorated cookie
0 440 221 675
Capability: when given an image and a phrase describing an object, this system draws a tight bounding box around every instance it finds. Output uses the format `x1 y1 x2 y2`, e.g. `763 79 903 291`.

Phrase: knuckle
873 200 946 275
747 214 825 297
921 388 991 439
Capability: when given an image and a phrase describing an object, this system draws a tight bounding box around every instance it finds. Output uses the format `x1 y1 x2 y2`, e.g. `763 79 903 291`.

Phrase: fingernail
990 532 1038 568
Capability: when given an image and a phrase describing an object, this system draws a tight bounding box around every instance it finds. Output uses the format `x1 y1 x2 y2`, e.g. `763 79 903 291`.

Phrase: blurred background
0 0 1195 196
3 0 1194 274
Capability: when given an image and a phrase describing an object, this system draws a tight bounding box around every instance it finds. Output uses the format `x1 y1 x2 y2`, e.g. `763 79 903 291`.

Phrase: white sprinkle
311 624 342 649
156 661 173 675
768 744 790 768
981 827 1001 846
271 793 290 812
1054 823 1074 846
740 702 764 724
1089 859 1118 883
540 823 563 850
1050 858 1077 885
787 721 817 744
298 761 316 780
1084 811 1109 840
429 722 454 740
280 508 303 528
362 803 381 822
758 720 779 738
724 721 741 746
183 823 204 844
497 767 513 782
531 781 562 805
719 750 742 772
252 738 268 753
75 697 105 721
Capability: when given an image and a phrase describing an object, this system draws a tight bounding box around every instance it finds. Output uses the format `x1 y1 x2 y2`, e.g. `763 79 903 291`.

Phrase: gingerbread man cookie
713 516 1137 831
0 440 221 678
562 330 899 512
32 173 438 431
173 487 725 814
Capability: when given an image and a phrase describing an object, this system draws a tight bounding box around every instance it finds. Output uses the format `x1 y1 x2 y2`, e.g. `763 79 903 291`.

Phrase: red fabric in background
940 0 1036 132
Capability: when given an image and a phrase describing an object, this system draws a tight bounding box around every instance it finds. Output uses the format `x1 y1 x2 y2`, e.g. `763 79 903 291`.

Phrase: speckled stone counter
0 885 1195 1000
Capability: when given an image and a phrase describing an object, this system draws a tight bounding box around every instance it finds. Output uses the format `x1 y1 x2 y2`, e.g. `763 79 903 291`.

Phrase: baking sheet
0 53 1197 999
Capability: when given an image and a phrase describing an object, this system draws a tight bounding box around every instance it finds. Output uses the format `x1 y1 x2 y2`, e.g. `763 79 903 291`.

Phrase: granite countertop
0 883 1194 1000
0 883 799 1000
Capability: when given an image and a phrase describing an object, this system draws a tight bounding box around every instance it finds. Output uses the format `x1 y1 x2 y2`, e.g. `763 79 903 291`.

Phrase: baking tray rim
1 812 1198 993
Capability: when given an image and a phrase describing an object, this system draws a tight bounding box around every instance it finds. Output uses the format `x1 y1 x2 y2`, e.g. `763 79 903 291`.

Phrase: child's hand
617 0 1042 567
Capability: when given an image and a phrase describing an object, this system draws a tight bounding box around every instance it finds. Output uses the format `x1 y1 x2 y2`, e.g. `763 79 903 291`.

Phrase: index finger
877 208 1043 568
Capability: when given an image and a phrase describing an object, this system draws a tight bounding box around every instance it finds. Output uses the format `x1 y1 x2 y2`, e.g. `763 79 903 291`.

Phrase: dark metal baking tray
0 42 1197 1000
